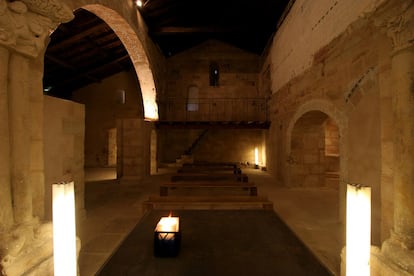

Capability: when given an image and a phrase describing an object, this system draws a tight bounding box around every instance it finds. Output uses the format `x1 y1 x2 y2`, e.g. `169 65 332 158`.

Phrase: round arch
285 99 348 223
82 4 158 120
286 99 347 156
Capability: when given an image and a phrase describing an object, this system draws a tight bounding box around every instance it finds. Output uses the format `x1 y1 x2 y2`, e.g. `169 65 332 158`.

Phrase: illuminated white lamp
346 183 371 276
136 0 143 7
254 147 259 169
53 181 77 276
154 214 181 257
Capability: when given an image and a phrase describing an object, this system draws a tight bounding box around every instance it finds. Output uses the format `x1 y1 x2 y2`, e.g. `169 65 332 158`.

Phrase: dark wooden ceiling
43 1 292 99
140 0 292 56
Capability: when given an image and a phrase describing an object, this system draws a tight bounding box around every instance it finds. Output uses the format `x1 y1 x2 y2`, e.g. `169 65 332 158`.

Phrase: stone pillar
118 118 151 180
0 47 14 231
29 53 46 219
370 1 414 275
8 54 33 224
0 1 74 275
389 44 414 249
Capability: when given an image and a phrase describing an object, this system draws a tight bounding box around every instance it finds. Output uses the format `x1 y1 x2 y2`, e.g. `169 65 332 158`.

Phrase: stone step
143 195 273 211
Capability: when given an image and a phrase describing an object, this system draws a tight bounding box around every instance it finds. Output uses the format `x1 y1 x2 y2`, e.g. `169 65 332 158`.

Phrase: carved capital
0 0 73 58
371 0 414 52
21 0 73 23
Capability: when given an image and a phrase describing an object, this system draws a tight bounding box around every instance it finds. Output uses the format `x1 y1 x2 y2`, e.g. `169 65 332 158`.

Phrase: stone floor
78 167 342 276
97 210 332 276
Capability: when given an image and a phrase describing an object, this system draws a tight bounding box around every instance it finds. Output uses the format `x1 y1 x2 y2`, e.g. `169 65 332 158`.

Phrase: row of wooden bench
143 162 273 211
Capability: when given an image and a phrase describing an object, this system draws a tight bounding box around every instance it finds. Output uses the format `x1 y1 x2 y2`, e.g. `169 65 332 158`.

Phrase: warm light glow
346 183 371 276
144 99 159 121
53 181 77 276
136 0 143 7
156 216 180 240
254 147 259 165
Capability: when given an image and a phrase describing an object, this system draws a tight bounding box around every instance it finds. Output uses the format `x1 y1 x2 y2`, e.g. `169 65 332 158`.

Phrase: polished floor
78 167 342 276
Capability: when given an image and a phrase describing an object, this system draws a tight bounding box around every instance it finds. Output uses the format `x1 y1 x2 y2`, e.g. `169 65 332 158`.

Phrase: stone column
0 47 14 231
370 1 414 274
389 44 414 249
29 53 46 219
8 54 33 224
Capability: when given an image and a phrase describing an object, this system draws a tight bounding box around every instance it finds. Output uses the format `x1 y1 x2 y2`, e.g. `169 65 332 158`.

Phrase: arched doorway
289 111 340 189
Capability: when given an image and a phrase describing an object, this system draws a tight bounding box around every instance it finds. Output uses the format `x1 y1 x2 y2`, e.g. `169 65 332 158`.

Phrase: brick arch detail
82 4 158 120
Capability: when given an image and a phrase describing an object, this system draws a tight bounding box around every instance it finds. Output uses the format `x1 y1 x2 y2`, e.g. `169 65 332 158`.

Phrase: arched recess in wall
286 99 348 222
289 111 340 187
286 100 347 176
82 4 158 120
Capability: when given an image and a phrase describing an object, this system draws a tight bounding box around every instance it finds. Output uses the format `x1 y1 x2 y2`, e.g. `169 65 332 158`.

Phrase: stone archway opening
289 110 340 189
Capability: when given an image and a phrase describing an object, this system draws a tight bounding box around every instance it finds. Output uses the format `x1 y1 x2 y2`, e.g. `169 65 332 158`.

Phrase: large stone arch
80 3 158 120
286 99 348 224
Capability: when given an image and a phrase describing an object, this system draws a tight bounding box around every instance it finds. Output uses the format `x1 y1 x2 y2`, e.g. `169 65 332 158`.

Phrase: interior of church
0 0 413 275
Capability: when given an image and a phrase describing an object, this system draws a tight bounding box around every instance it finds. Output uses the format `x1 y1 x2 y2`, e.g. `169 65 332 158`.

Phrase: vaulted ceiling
43 0 293 99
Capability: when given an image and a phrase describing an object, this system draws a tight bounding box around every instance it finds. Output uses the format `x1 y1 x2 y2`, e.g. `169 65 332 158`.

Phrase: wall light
254 147 259 169
53 181 77 276
346 183 371 276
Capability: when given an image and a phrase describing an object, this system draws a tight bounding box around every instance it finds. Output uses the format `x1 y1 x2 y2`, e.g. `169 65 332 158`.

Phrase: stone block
63 119 83 135
303 154 319 164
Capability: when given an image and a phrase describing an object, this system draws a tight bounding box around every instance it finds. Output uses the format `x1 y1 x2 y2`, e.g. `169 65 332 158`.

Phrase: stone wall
158 128 266 165
43 95 85 221
158 40 267 165
270 0 388 92
266 12 391 246
164 40 260 97
117 118 152 179
160 40 264 122
72 71 144 168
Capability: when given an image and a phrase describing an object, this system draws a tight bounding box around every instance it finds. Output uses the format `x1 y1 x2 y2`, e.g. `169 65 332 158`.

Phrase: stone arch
286 99 347 155
285 99 348 222
82 4 158 120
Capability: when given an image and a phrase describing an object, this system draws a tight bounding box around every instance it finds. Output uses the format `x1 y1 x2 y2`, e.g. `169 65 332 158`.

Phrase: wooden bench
143 195 273 211
182 162 239 169
170 173 248 182
159 181 258 196
177 166 242 174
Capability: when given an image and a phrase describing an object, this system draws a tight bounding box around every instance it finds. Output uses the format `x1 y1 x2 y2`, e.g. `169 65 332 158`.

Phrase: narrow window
209 62 219 86
187 85 199 111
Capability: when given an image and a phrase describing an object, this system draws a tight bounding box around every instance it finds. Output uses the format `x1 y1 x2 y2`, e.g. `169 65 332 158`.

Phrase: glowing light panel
254 147 259 165
346 183 371 276
53 181 77 276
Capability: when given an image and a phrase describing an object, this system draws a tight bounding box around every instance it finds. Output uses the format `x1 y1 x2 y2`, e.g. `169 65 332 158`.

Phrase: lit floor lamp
53 181 77 276
346 183 371 276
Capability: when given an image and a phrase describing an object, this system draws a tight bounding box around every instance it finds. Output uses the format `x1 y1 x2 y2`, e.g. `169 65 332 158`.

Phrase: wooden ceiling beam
48 54 131 89
48 23 110 50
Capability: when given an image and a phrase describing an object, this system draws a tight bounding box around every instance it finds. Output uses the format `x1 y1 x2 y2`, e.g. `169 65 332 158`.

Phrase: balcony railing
158 97 269 122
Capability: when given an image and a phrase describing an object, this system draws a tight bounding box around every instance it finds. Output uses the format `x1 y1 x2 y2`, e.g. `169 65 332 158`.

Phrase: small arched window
209 62 219 86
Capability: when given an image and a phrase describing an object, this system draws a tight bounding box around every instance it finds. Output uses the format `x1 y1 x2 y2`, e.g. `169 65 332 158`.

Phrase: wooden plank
182 162 238 168
160 182 257 196
177 166 241 174
143 195 273 211
170 173 248 182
